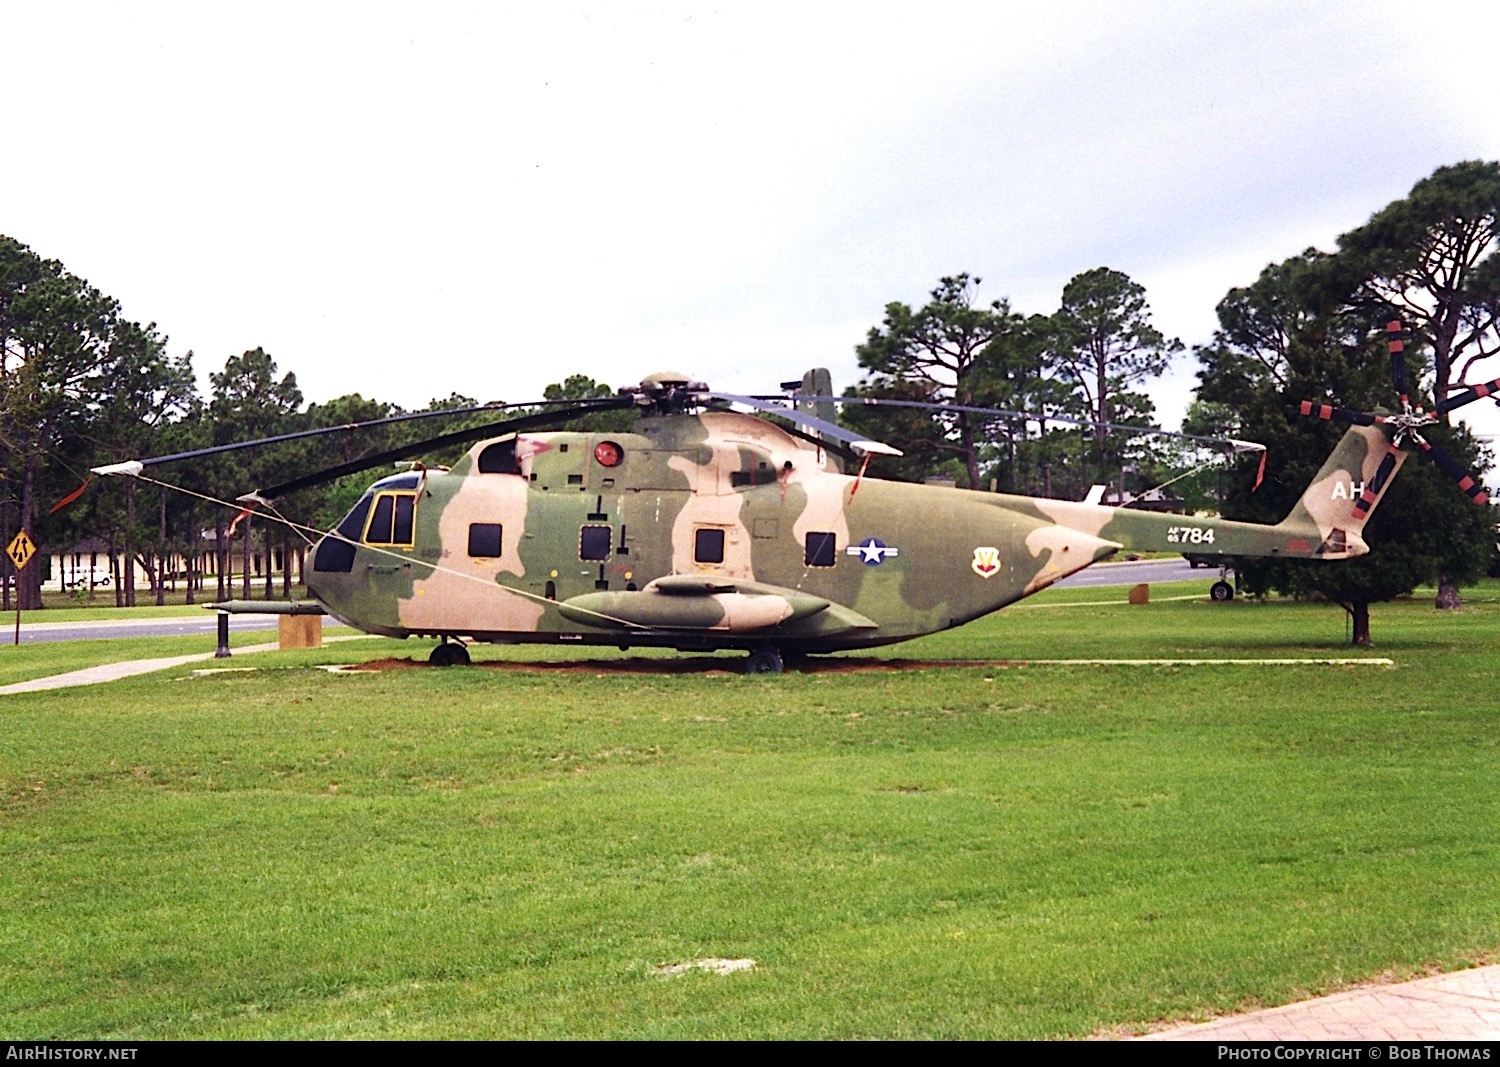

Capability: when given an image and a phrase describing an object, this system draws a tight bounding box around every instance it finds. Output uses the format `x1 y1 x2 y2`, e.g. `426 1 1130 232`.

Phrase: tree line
1194 160 1499 641
844 160 1500 642
843 267 1183 502
0 237 568 611
4 160 1498 639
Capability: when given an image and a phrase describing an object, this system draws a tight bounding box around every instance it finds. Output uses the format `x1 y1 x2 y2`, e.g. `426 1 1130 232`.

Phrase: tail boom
1016 425 1403 563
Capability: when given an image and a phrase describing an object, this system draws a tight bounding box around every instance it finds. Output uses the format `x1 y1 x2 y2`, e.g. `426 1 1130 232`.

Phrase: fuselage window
695 527 726 564
468 523 503 558
365 492 417 546
805 531 837 567
477 439 520 474
580 524 612 561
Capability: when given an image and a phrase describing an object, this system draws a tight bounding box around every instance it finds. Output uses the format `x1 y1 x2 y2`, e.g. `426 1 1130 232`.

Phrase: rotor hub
619 372 710 414
1389 405 1436 447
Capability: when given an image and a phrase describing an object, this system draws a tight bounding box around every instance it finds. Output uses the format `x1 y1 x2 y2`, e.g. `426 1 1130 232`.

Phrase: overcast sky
7 1 1500 475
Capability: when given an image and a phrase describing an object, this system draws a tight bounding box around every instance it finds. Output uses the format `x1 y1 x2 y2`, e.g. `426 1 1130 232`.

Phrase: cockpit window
365 492 417 546
315 493 374 573
335 494 374 541
370 472 422 491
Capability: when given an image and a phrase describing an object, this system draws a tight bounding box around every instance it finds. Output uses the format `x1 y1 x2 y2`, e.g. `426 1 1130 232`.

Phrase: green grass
2 583 1498 1038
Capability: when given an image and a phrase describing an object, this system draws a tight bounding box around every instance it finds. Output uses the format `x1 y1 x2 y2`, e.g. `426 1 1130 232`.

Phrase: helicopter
85 323 1491 673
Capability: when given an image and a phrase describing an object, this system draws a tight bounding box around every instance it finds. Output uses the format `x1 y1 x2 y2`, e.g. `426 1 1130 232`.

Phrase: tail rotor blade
1436 376 1500 415
1415 436 1491 505
1386 320 1410 409
1297 400 1382 426
1353 444 1401 518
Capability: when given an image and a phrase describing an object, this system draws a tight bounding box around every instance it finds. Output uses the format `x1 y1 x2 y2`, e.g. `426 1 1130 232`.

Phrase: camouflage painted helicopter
89 323 1491 673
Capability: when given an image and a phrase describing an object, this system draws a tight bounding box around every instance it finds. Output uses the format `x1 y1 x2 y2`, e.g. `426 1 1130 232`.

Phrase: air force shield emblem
971 546 1001 578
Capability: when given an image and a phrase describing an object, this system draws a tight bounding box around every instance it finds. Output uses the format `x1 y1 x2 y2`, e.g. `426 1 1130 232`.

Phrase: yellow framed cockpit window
364 492 417 546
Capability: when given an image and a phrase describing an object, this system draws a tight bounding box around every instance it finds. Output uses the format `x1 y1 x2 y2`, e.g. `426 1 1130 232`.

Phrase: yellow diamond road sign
6 530 36 571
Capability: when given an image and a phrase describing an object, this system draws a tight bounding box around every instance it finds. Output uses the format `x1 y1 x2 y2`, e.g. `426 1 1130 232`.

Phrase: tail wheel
1210 581 1234 602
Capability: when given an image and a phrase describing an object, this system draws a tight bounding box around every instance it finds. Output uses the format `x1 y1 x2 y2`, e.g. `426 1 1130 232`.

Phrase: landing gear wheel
744 649 784 675
429 641 472 667
1210 580 1235 602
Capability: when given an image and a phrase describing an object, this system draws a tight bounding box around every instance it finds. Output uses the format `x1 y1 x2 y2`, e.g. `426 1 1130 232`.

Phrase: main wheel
1210 580 1234 602
429 642 472 667
744 649 784 675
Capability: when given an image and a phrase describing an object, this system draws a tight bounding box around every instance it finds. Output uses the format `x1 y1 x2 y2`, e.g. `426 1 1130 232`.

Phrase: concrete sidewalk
0 641 284 694
0 634 376 695
1139 965 1500 1040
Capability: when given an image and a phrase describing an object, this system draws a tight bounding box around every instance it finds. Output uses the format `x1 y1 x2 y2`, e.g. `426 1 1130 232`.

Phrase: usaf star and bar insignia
846 537 899 566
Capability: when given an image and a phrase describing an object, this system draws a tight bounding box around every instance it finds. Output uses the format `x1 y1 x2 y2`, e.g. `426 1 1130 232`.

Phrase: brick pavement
1140 965 1500 1040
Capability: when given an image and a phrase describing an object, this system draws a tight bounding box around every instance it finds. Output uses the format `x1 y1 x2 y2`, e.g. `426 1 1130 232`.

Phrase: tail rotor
1294 319 1491 514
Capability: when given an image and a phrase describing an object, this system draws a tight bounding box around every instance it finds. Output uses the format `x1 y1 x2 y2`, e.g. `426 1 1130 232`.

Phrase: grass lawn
1 582 1498 1038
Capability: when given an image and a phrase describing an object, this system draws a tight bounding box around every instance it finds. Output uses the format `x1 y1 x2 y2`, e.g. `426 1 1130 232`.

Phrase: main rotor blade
1297 400 1384 426
1415 435 1491 505
1436 376 1500 415
782 394 1258 452
252 397 638 501
710 392 903 456
92 398 625 472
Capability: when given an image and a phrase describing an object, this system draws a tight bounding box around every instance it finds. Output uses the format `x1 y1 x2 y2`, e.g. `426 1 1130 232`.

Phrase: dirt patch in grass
356 656 1003 674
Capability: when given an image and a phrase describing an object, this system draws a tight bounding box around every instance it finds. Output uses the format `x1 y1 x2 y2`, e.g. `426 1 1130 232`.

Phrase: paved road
1055 557 1221 588
9 613 282 644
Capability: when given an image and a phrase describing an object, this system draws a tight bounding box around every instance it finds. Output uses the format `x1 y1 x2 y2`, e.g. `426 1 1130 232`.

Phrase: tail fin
794 368 844 472
1275 424 1407 558
795 368 836 425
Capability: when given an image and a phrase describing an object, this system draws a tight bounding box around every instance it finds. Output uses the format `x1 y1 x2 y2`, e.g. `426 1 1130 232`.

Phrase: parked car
1182 552 1225 568
62 568 113 590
